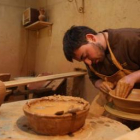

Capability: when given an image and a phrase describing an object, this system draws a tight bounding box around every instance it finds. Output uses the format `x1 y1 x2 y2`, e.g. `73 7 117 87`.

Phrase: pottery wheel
104 102 140 121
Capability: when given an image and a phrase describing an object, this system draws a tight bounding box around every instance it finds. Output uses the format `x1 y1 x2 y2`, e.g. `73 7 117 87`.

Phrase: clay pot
109 89 140 114
38 8 46 21
0 81 6 107
38 14 46 21
23 95 90 135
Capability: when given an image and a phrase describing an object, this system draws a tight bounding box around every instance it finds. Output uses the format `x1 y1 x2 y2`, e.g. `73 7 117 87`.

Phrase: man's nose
84 58 92 65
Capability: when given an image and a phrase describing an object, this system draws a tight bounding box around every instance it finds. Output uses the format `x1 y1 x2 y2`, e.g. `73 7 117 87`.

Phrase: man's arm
86 64 114 94
94 79 114 94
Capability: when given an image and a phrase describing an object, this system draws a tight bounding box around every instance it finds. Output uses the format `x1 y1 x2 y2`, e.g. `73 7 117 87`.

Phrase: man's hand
114 73 137 98
94 79 115 94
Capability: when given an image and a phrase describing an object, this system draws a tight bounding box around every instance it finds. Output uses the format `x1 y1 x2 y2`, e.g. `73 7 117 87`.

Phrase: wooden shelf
4 71 87 88
25 21 53 31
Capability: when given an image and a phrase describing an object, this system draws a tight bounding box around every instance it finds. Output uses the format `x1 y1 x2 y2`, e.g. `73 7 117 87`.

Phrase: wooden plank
27 80 52 90
4 72 86 88
25 21 52 30
46 78 65 91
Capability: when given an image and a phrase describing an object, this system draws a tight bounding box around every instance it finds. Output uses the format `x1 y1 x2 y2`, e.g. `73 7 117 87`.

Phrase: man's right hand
94 79 115 94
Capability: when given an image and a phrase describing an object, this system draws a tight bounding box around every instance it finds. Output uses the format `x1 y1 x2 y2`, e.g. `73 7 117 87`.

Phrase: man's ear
86 34 96 43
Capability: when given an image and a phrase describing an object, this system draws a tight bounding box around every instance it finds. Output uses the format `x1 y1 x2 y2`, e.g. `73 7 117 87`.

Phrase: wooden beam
4 71 86 88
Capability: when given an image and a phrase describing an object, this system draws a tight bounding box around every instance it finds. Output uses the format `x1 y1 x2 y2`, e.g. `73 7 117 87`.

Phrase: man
63 26 140 98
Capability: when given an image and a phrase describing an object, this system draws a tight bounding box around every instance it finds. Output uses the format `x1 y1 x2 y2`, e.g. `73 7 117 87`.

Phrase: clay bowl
109 89 140 114
23 95 90 135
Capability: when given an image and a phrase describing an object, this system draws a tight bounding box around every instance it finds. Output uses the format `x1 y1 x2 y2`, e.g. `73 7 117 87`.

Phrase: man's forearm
129 70 140 83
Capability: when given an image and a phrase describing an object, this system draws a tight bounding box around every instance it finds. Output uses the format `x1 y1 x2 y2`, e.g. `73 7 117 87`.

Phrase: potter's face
73 42 105 66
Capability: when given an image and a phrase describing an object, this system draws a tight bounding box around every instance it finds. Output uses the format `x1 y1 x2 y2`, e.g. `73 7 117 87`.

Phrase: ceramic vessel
109 89 140 114
23 95 90 135
0 81 6 107
38 7 46 21
38 15 45 21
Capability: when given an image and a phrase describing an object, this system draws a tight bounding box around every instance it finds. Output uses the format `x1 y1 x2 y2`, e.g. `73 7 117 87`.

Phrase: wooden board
0 100 131 140
25 21 52 30
46 78 65 91
4 72 86 88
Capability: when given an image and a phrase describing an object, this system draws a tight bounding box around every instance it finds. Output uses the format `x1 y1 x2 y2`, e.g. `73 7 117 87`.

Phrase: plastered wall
35 0 85 74
0 0 40 78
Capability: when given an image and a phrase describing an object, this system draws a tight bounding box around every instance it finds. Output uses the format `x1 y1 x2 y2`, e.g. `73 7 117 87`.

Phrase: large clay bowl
109 89 140 114
23 95 90 135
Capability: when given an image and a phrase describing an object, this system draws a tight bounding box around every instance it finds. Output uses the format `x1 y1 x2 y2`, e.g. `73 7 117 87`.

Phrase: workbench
0 100 131 140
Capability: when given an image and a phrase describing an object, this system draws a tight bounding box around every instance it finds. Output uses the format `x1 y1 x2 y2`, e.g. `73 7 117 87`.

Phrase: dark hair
63 25 97 62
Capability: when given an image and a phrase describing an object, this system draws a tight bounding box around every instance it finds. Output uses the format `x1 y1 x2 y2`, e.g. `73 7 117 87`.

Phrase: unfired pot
109 89 140 114
23 95 90 135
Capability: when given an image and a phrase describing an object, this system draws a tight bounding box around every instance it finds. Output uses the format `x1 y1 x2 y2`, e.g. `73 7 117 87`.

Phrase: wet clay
29 100 84 115
109 89 140 114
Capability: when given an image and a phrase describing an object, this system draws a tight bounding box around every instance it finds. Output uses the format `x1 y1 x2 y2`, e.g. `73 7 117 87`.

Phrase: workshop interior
0 0 140 140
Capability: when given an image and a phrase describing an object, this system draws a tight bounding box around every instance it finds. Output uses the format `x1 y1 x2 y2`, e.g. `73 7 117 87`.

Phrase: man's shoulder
105 28 140 41
102 28 139 34
104 28 139 31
